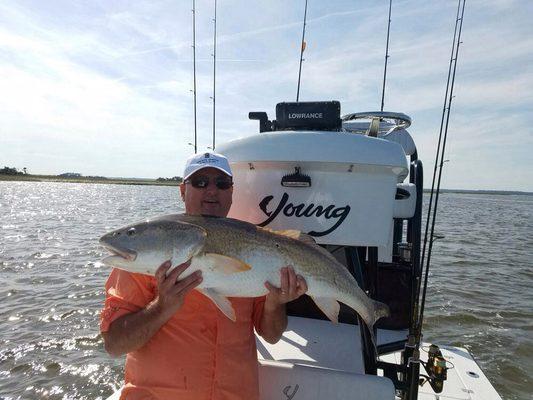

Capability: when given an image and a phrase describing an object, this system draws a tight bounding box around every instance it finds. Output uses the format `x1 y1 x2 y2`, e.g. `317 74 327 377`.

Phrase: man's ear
179 183 186 200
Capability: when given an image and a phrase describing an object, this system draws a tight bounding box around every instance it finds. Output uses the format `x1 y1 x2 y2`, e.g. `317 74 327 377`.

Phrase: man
101 151 307 400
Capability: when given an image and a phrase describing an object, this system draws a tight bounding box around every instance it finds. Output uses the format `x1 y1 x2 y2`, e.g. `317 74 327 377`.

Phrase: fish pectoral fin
204 253 251 274
170 248 190 269
310 296 340 323
198 288 236 322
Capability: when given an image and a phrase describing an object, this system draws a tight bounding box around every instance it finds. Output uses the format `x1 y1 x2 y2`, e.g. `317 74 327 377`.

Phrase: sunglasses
185 175 233 190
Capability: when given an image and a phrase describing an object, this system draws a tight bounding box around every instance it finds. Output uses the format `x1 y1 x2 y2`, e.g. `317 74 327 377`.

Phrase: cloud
0 0 531 191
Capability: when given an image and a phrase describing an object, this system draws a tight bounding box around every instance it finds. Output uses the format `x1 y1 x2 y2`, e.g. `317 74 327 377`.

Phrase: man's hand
153 260 203 320
264 266 308 309
258 266 307 344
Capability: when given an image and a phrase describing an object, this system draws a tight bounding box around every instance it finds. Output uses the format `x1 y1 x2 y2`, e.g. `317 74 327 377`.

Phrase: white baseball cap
183 151 233 180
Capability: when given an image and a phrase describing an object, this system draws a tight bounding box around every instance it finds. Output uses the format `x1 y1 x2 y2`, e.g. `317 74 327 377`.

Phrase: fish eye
127 228 136 236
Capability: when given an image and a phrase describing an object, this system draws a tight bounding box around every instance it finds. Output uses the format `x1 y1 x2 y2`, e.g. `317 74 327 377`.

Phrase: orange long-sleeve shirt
100 268 266 400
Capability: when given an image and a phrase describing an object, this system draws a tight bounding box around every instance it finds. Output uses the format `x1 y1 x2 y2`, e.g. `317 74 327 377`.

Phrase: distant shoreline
0 174 180 186
423 188 533 196
1 174 531 195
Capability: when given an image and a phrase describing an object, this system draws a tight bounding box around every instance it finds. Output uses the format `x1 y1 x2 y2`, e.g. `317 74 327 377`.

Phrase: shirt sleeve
252 295 266 331
100 268 157 333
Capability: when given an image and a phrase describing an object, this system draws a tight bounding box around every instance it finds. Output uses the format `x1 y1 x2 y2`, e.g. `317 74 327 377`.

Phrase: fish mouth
100 242 137 261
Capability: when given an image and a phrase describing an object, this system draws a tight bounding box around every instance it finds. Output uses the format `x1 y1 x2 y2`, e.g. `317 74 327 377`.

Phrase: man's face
180 167 233 217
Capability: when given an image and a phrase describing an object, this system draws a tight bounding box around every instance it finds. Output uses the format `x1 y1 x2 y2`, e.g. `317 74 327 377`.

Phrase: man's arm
102 261 202 357
258 266 307 344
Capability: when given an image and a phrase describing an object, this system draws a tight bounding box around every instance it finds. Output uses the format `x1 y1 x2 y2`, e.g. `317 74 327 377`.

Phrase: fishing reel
419 344 448 393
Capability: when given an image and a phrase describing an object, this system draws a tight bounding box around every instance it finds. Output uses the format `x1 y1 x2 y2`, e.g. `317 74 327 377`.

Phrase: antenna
380 0 392 112
296 0 308 102
191 0 198 153
211 0 217 150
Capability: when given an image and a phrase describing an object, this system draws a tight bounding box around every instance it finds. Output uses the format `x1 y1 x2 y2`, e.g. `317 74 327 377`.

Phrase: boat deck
106 316 502 400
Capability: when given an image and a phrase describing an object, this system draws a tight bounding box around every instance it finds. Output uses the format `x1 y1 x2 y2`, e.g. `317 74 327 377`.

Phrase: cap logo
197 153 219 165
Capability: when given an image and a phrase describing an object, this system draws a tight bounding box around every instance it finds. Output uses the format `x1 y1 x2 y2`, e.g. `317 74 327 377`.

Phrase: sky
0 0 531 191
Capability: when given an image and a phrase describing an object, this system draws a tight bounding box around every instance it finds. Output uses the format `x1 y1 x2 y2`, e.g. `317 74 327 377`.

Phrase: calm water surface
0 182 531 399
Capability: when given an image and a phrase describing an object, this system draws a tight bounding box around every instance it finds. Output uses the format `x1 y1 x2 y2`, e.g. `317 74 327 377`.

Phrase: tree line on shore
1 166 182 183
157 176 182 183
1 166 27 175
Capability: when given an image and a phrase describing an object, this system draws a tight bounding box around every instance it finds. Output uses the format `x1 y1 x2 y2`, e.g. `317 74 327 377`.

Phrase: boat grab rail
342 112 411 136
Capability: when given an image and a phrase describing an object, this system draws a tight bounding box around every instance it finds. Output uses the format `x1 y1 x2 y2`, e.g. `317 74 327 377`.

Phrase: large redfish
99 214 389 333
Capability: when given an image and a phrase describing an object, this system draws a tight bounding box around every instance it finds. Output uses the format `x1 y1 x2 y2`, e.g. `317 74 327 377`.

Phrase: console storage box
217 131 408 247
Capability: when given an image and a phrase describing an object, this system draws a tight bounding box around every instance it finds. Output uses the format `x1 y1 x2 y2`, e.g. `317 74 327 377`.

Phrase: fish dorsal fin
203 253 251 274
310 243 340 263
290 237 339 263
259 228 337 261
298 233 317 245
260 227 318 245
260 227 301 240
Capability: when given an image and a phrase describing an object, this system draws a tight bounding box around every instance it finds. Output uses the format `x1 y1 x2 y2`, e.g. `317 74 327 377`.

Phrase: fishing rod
380 0 392 112
417 0 467 342
400 4 466 398
296 0 308 102
191 0 198 153
211 0 217 150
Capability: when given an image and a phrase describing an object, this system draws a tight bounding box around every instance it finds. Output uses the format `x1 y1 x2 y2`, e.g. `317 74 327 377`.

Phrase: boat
106 0 503 397
106 101 502 400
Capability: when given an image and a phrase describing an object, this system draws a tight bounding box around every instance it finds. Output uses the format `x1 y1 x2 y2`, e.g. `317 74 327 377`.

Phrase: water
0 182 531 399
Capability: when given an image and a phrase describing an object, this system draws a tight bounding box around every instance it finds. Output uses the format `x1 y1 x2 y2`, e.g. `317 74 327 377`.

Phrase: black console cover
275 101 341 131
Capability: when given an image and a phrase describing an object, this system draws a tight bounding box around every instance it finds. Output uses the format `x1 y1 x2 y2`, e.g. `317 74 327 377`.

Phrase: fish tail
365 301 389 352
372 299 390 325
